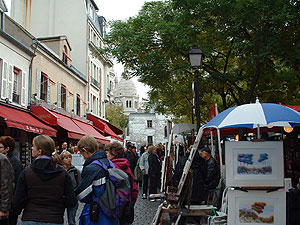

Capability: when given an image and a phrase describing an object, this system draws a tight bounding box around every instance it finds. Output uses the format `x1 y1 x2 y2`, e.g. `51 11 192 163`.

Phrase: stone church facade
113 78 169 148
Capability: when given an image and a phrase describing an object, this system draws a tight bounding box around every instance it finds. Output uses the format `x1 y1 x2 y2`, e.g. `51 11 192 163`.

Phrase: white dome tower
114 78 140 115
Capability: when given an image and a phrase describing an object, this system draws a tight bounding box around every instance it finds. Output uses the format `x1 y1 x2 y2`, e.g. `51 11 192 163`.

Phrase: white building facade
127 113 169 147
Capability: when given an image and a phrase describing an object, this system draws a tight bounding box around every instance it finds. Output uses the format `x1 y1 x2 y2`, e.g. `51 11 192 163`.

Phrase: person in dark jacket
12 135 77 225
124 142 138 173
0 136 23 225
148 145 161 199
105 142 139 225
61 151 81 225
200 147 220 191
75 135 119 225
0 153 14 225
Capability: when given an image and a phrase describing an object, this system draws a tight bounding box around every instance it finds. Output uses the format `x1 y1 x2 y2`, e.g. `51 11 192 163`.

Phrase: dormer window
62 45 71 65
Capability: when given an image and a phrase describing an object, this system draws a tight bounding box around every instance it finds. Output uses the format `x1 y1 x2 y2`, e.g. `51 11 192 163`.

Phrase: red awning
31 106 109 143
87 114 123 142
0 105 56 136
72 119 110 144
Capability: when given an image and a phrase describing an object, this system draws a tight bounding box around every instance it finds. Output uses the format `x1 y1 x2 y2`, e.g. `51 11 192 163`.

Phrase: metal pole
194 69 200 131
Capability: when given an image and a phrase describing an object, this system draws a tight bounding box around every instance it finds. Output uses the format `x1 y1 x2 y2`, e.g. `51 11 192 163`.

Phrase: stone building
127 113 169 147
113 77 168 147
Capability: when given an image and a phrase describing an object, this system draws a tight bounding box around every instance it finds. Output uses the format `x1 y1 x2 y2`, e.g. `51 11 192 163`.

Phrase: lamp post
189 48 203 132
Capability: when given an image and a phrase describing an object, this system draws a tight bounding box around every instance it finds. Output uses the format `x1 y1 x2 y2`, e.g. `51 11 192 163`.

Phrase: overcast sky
4 0 153 99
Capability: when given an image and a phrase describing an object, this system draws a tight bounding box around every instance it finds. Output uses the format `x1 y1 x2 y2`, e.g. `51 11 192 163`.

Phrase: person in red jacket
105 142 138 224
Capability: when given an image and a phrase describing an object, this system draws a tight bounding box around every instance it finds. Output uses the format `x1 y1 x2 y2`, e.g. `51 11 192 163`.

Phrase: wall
10 0 88 76
127 113 168 147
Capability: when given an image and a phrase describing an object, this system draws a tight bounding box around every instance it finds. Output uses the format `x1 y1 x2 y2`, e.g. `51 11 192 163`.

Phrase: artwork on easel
225 141 284 187
228 190 286 225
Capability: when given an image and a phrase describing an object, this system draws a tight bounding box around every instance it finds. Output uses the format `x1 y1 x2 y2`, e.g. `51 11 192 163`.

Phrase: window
12 67 21 103
164 126 168 138
147 120 152 128
40 73 48 102
76 95 81 116
129 100 132 108
147 136 153 145
61 86 66 109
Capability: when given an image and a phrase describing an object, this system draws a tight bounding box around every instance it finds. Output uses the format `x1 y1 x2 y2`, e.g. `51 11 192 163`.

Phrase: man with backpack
75 135 119 225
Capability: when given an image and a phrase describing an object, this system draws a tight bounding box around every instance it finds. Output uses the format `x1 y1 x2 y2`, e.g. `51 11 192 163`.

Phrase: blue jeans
67 202 79 225
22 222 62 225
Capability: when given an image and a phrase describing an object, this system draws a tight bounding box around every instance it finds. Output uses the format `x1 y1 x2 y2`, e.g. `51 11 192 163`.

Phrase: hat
201 146 211 155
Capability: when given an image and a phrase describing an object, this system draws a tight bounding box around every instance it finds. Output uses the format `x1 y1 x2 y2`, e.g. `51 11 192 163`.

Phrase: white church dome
115 78 137 97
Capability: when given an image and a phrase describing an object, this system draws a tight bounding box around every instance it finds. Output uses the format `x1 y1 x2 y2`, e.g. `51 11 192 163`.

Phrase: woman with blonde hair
60 151 81 225
12 135 77 225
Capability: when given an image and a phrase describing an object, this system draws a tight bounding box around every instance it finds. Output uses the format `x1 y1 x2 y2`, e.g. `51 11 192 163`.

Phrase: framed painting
225 141 284 187
228 190 286 225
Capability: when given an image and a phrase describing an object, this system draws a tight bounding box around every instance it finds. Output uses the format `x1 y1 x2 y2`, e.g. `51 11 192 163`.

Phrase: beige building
10 0 116 118
4 15 88 117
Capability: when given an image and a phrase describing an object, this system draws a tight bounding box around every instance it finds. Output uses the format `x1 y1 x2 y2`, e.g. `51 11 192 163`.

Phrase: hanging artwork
228 190 286 225
225 141 284 187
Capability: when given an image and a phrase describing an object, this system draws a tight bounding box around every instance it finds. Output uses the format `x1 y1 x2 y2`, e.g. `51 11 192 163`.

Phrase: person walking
75 135 119 225
61 151 81 225
0 153 14 225
124 142 138 174
105 142 138 225
148 146 161 200
0 136 23 225
12 135 77 225
139 146 150 199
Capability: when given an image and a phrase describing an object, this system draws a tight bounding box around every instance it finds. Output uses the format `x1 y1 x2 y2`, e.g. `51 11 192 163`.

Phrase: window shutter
1 60 8 99
57 82 61 107
7 64 14 102
21 71 27 106
73 92 77 115
65 91 69 111
47 76 51 104
36 70 41 99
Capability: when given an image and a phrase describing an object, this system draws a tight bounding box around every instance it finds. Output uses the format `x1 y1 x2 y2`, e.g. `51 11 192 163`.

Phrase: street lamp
189 48 203 132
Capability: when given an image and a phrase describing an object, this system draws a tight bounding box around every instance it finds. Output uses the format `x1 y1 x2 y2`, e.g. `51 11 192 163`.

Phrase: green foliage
104 0 300 124
105 104 128 130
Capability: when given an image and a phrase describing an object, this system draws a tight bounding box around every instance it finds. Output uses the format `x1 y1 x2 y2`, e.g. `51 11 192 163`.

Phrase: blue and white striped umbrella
203 102 300 129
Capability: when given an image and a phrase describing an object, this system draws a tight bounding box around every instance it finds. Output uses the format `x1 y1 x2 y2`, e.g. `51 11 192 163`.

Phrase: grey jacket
139 152 150 174
0 153 14 212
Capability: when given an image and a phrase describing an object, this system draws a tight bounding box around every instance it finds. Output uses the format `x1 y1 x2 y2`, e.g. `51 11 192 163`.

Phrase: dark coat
66 165 81 189
0 153 14 212
7 152 23 186
12 157 77 224
204 157 220 191
124 149 138 173
287 188 300 225
148 154 161 177
173 153 207 204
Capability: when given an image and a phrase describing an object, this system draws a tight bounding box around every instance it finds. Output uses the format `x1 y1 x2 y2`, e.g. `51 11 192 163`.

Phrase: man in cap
200 147 220 191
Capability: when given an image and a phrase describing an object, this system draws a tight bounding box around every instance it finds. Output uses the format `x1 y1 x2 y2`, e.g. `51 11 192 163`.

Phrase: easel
152 128 216 224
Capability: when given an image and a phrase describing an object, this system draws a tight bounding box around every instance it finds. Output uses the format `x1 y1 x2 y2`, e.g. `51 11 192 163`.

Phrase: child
60 151 81 225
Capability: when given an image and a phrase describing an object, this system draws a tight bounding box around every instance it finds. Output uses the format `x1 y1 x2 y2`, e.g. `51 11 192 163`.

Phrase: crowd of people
0 134 223 225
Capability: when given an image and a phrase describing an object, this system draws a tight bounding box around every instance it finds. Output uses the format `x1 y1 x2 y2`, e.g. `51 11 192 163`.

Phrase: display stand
152 128 217 224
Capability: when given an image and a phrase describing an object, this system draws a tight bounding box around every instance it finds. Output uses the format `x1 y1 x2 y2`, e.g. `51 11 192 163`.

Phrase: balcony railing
90 76 100 88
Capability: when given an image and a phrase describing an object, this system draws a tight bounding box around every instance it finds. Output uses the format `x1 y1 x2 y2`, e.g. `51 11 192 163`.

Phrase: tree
104 0 300 124
105 104 128 130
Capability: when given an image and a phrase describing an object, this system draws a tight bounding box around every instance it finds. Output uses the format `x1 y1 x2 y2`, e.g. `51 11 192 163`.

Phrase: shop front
0 103 57 167
31 106 109 146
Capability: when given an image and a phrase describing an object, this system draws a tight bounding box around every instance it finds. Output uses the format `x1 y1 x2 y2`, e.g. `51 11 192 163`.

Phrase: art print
228 190 285 225
226 141 284 187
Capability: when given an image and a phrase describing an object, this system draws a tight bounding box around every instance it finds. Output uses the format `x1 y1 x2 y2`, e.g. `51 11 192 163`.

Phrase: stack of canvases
225 141 286 225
